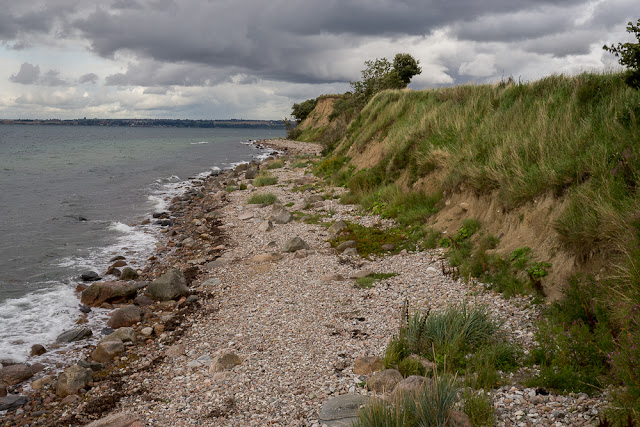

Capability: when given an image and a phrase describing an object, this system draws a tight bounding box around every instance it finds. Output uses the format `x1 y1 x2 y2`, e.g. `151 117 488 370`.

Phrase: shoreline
1 140 607 426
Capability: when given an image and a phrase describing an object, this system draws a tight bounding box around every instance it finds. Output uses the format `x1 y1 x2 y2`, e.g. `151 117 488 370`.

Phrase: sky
0 0 637 120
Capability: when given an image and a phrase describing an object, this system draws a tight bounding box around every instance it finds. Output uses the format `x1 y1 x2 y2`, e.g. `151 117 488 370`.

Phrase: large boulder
0 364 34 386
107 305 141 329
282 237 310 253
92 339 125 363
56 365 93 397
81 282 138 307
81 271 101 282
147 269 189 301
366 369 403 393
56 327 93 343
0 395 28 411
120 267 139 281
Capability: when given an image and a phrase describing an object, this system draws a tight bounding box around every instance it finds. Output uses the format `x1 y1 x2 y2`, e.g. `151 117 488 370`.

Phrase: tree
603 19 640 89
291 98 318 123
393 53 422 85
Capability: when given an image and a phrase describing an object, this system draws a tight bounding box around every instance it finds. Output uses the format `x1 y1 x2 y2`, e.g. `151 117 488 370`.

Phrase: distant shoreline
0 118 286 129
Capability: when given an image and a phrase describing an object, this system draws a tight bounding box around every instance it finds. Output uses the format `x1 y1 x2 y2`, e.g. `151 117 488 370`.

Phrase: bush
247 193 278 205
604 19 640 89
291 98 318 122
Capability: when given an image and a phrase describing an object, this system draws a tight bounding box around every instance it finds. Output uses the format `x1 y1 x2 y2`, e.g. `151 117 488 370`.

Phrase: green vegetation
266 159 285 169
462 390 496 426
330 222 414 257
253 171 278 187
291 98 318 123
247 193 278 205
354 272 399 289
604 19 640 89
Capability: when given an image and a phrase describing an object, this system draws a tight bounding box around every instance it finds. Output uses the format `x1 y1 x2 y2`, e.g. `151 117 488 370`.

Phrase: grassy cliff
298 72 640 419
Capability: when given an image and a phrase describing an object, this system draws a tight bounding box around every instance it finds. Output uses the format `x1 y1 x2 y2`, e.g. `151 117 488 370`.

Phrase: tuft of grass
330 222 413 257
254 172 278 187
266 159 285 169
291 161 309 168
355 272 399 289
463 390 496 427
247 193 278 205
225 185 237 192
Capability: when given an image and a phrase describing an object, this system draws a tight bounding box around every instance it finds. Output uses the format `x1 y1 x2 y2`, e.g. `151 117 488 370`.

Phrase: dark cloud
40 70 67 86
79 73 99 84
10 63 41 84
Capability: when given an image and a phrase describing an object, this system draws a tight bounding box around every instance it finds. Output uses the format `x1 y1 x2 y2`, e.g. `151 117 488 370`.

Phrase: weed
355 272 399 289
291 161 309 168
225 185 237 192
239 183 247 190
284 202 294 207
247 193 278 205
330 222 412 257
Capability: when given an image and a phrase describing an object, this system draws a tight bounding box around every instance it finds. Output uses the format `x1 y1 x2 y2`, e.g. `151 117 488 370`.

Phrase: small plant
239 183 247 190
266 159 285 169
291 161 309 168
463 390 496 427
355 272 399 289
247 193 278 205
509 247 532 269
225 185 237 192
284 202 294 207
254 172 278 187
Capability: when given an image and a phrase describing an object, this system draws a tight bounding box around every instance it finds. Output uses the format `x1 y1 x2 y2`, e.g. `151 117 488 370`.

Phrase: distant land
0 118 286 129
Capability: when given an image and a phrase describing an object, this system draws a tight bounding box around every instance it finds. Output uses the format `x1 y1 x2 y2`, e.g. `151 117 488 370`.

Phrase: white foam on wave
190 141 210 145
0 282 78 362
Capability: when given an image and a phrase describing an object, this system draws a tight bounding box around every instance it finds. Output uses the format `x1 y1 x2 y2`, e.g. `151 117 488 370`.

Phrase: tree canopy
291 98 318 123
604 19 640 89
350 53 421 106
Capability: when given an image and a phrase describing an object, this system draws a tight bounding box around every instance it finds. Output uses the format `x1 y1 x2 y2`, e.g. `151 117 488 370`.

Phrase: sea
0 125 284 363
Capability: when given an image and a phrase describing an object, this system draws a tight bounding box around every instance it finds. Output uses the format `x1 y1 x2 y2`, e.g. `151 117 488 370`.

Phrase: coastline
1 140 606 426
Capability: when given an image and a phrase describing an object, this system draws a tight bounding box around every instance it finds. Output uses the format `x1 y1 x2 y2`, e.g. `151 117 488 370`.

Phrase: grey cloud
105 61 229 87
10 63 41 84
79 73 99 84
40 70 67 86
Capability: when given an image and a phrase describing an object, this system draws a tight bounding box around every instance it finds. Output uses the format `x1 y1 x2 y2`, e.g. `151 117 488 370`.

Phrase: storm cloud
0 0 636 119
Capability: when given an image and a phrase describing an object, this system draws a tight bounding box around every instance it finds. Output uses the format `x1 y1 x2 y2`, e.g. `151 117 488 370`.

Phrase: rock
245 168 258 180
391 375 427 399
0 364 34 386
120 267 139 281
342 247 359 257
61 394 79 404
92 339 125 363
366 369 403 393
257 220 273 232
81 271 101 282
305 194 324 204
106 267 122 277
336 240 357 252
141 327 153 337
186 295 199 303
459 202 470 211
103 327 136 344
55 365 93 397
407 354 436 372
251 253 283 263
202 278 222 288
31 375 54 390
110 255 126 262
353 356 383 375
350 270 374 279
107 305 141 329
85 412 143 427
426 266 438 275
133 295 153 307
81 281 138 307
0 381 6 397
56 327 93 343
77 360 104 372
0 395 28 411
79 304 91 313
111 260 127 268
238 212 254 220
165 344 186 358
282 237 310 252
209 353 242 373
30 344 47 356
319 395 372 427
294 249 308 259
271 209 293 224
381 243 396 251
147 269 189 301
320 274 344 282
328 220 348 236
447 410 472 427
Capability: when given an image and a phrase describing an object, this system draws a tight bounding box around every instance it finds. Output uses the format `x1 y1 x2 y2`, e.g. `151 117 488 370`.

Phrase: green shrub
247 193 278 205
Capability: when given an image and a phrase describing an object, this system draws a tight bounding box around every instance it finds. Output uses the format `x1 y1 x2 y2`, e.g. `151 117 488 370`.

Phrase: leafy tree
393 53 422 85
603 19 640 89
291 98 318 123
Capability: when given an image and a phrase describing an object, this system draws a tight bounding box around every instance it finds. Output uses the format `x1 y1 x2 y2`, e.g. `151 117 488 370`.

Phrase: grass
463 390 496 426
254 171 278 187
354 272 399 289
330 222 414 257
266 159 285 169
247 193 278 205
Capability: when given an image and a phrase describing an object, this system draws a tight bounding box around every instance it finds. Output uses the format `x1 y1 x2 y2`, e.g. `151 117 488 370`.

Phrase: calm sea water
0 125 284 362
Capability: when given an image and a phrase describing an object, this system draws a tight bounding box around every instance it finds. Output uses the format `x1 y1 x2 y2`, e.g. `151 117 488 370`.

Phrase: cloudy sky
0 0 636 119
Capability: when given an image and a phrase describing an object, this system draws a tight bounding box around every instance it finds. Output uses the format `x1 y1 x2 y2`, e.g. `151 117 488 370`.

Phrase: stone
320 274 344 282
245 168 258 180
106 267 122 277
31 375 54 390
0 364 34 386
80 304 91 313
350 270 374 279
257 220 273 232
61 394 79 404
202 278 222 287
92 339 125 363
0 381 6 397
30 344 47 356
251 253 283 263
381 243 396 251
391 375 428 399
147 269 190 301
447 410 472 427
110 255 127 262
103 327 136 344
282 237 310 252
81 271 101 282
318 395 372 427
111 260 127 268
0 395 28 411
353 356 383 375
426 267 438 275
209 353 242 373
271 209 293 224
294 249 308 259
107 305 141 329
305 194 324 204
120 267 139 281
30 363 45 374
407 354 436 372
459 202 470 211
77 360 104 372
342 247 359 257
55 365 93 397
328 220 348 236
56 327 93 343
366 369 403 393
81 281 138 307
141 327 153 336
85 412 143 427
133 295 153 307
238 212 254 220
165 344 186 358
336 240 357 252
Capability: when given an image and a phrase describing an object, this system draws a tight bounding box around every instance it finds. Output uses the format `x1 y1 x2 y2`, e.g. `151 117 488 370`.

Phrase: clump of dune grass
247 193 277 205
254 171 278 187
